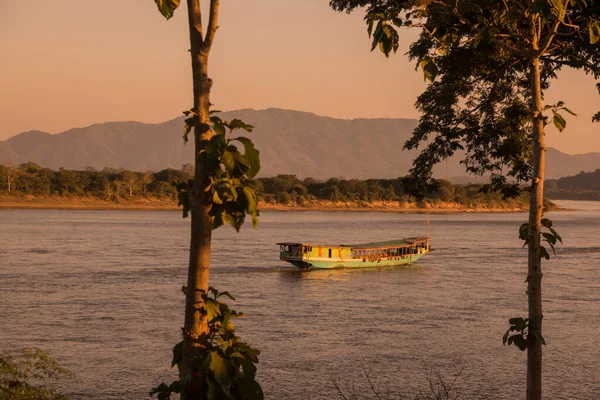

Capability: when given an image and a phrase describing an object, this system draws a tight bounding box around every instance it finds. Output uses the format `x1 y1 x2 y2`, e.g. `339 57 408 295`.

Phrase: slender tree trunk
6 164 13 192
181 1 218 397
527 54 545 400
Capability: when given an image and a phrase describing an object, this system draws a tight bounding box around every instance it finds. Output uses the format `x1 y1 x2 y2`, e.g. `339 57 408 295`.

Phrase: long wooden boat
277 237 431 269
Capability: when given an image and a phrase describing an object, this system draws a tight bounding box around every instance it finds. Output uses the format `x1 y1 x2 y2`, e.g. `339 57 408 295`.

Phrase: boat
277 237 431 269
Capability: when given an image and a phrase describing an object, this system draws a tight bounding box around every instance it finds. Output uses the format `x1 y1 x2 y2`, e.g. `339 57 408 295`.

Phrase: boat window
328 249 332 258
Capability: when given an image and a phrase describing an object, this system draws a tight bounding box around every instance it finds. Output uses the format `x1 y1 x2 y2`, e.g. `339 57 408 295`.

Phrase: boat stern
277 242 312 269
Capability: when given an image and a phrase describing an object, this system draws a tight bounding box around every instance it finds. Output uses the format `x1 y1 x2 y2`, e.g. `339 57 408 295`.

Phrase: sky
0 0 598 154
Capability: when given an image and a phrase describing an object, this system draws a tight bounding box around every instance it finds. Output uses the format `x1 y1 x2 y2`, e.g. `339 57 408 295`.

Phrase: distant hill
547 168 600 191
1 108 599 180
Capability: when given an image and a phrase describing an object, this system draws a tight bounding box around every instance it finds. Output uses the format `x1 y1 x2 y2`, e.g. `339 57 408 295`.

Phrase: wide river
1 201 599 399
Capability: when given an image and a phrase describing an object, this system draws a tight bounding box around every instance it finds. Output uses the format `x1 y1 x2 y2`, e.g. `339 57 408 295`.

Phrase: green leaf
243 186 260 228
514 335 527 351
171 341 183 369
155 0 180 20
205 299 222 322
371 22 384 51
549 227 563 243
542 232 556 245
509 317 527 331
215 290 236 301
590 23 600 45
227 119 254 133
541 218 552 228
549 0 566 20
174 181 189 218
518 223 529 241
234 137 261 178
209 351 233 390
213 190 223 205
553 112 567 132
232 151 250 175
420 59 439 82
540 246 551 260
206 136 226 172
212 206 227 230
183 117 195 143
562 107 577 116
211 117 226 136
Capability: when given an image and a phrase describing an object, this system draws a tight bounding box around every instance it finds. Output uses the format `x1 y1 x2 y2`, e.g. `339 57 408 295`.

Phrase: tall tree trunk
181 0 218 397
527 54 545 400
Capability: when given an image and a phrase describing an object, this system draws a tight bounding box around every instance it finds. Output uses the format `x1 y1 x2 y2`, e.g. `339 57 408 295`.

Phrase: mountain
1 108 600 180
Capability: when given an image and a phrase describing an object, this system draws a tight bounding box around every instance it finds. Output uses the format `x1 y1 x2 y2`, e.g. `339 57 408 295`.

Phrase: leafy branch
518 216 563 260
543 101 577 132
503 317 546 351
177 110 260 231
150 287 263 400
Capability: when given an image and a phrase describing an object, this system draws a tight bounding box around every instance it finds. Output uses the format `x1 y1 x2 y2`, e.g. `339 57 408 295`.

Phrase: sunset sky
1 0 598 154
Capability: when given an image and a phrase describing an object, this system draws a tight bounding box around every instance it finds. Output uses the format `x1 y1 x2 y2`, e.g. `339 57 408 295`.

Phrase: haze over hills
1 108 599 180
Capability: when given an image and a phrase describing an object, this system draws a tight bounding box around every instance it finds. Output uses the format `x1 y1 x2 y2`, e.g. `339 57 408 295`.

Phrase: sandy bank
0 195 532 213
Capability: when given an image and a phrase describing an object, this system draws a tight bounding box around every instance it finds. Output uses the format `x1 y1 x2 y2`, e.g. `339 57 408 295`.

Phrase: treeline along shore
0 161 547 212
545 169 600 201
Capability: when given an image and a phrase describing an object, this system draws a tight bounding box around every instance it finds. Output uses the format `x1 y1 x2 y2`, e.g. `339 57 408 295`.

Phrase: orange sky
1 0 598 154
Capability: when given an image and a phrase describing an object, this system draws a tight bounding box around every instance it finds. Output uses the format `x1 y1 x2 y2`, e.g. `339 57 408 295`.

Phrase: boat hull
287 253 425 269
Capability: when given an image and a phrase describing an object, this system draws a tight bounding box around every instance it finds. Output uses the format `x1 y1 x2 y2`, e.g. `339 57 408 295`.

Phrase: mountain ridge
2 108 599 180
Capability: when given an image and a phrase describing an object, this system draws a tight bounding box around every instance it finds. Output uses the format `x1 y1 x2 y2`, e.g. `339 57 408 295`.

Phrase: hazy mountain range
1 108 599 180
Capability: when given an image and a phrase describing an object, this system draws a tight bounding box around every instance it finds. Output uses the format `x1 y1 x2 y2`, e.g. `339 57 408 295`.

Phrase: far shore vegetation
0 161 559 212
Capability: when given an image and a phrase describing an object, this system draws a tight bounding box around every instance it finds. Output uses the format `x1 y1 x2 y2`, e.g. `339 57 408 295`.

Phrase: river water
1 201 599 399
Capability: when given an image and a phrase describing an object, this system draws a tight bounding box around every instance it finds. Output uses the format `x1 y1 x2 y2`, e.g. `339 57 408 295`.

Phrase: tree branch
493 38 529 57
537 0 569 55
187 0 204 48
203 0 220 51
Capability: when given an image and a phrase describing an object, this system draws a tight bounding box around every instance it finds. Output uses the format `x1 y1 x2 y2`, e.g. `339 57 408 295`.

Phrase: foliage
331 0 600 197
503 317 546 352
0 162 191 200
519 217 563 261
176 111 260 232
0 164 538 210
0 348 73 400
150 287 263 400
257 174 531 208
155 0 180 20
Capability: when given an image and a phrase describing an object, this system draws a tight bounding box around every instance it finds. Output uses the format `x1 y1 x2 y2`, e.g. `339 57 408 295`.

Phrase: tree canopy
333 0 600 196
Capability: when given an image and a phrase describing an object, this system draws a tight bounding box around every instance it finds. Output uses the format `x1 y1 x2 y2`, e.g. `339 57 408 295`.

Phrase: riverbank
0 195 180 211
0 195 532 213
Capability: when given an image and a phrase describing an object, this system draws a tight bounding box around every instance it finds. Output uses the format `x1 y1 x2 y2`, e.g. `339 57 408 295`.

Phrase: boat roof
277 237 430 250
343 237 430 249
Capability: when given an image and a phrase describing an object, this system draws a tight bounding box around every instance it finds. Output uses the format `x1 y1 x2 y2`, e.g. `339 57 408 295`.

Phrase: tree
1 161 18 192
119 170 139 198
153 1 262 398
331 1 600 399
182 163 195 178
0 348 73 400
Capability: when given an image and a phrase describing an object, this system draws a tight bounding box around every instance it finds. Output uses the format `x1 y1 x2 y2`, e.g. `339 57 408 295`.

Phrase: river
1 200 599 399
